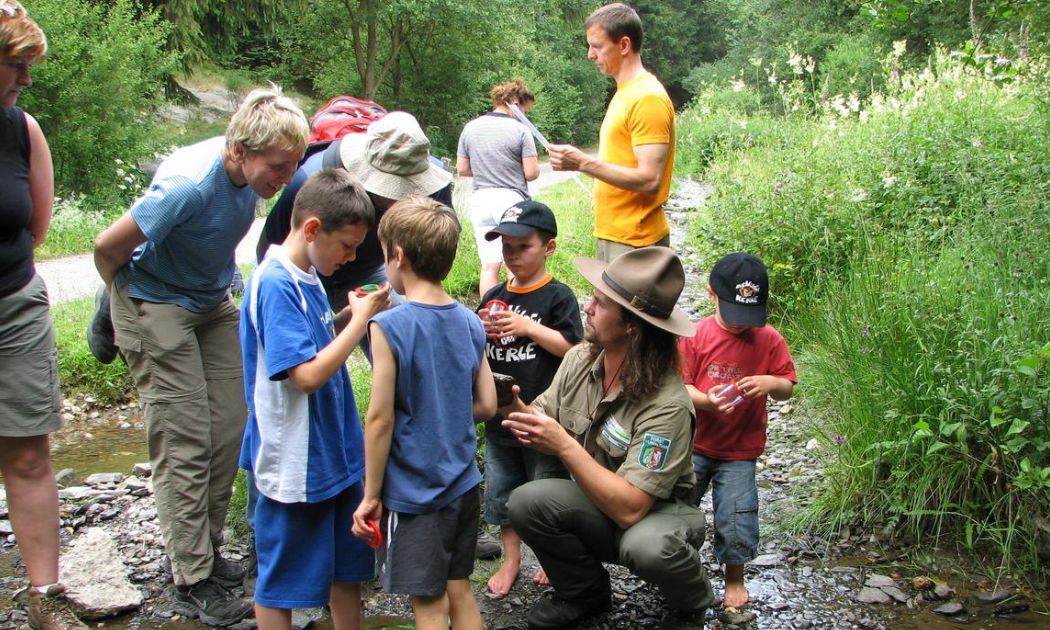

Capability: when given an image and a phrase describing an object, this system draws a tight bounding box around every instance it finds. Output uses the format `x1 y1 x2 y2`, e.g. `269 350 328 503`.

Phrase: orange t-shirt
594 71 675 246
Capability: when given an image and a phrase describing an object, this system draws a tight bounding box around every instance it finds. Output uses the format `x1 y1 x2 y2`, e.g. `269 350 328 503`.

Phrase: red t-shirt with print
678 316 797 460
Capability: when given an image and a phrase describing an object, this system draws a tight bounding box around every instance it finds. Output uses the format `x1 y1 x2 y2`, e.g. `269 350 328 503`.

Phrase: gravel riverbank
4 179 1044 629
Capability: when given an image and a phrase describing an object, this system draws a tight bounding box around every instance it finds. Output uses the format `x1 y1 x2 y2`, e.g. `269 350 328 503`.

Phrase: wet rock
58 486 94 501
61 527 143 619
864 574 896 588
291 607 325 628
974 589 1010 604
881 586 909 603
993 598 1030 616
857 587 892 604
84 472 124 487
932 583 954 600
720 608 757 625
55 468 79 488
751 553 780 567
932 601 965 616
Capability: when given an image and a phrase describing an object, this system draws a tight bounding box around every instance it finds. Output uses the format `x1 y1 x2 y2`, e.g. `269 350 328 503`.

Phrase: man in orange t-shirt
548 2 675 262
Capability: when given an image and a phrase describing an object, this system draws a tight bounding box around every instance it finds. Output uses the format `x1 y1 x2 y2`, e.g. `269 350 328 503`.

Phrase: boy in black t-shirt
478 200 584 596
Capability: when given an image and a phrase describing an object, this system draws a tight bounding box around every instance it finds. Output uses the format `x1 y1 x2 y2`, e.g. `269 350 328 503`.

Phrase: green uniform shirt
532 343 696 502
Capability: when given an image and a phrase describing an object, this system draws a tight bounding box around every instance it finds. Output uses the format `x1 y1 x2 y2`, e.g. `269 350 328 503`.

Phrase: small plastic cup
354 283 383 298
484 299 509 315
714 382 745 409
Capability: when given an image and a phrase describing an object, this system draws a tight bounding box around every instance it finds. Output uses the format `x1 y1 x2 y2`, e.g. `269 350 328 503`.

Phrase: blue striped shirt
117 137 258 312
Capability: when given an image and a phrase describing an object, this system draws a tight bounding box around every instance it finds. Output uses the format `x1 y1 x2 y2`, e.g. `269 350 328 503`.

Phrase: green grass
681 52 1050 574
445 179 595 300
51 296 132 403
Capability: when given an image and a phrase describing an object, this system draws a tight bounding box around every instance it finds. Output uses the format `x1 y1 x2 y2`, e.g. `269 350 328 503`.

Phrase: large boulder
60 527 143 619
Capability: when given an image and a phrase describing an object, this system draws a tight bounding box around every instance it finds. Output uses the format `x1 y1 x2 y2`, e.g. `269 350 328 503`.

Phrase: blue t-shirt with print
239 246 364 504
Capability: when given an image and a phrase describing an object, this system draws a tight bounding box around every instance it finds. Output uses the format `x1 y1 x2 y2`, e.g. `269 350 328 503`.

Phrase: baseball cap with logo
709 252 768 327
484 200 558 241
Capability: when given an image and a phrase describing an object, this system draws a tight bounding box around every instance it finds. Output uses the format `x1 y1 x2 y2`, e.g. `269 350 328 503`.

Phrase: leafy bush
35 194 109 261
20 0 178 200
682 51 1050 569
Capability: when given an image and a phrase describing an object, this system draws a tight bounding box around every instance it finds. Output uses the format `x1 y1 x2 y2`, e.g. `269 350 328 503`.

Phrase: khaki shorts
595 234 670 263
0 273 61 437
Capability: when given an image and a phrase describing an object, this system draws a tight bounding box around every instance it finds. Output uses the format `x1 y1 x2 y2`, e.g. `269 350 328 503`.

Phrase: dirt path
36 163 581 306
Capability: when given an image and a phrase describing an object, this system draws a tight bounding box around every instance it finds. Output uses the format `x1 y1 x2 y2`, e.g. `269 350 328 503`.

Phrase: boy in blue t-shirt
240 169 390 629
477 200 583 597
352 196 497 630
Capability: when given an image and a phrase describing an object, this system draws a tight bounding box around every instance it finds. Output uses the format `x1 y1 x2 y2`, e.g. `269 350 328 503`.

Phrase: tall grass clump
50 297 131 404
683 50 1050 571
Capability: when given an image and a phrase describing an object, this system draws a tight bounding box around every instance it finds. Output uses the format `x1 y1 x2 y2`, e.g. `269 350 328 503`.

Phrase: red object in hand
484 299 509 315
715 382 746 409
354 283 384 297
366 520 383 549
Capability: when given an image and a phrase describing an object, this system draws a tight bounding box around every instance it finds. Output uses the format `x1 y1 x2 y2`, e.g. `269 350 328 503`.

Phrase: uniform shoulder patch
638 433 672 471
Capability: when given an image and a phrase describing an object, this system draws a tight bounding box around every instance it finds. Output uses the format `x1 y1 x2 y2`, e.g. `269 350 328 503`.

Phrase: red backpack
308 95 387 144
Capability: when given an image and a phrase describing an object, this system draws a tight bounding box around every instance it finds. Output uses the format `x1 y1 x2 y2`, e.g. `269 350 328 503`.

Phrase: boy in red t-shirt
678 252 797 610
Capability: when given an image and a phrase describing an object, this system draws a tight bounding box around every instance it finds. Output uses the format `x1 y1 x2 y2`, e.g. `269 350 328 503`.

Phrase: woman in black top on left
0 2 76 628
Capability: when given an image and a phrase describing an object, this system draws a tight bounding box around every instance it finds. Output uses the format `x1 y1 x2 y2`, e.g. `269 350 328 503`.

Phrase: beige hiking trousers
111 285 246 586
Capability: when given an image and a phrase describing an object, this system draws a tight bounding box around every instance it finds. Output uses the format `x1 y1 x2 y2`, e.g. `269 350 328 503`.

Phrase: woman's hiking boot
16 584 89 630
162 550 247 589
85 286 118 365
171 577 252 627
209 552 247 589
476 529 502 560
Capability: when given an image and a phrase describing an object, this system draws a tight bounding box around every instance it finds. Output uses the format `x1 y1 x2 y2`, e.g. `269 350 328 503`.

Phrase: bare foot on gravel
723 580 749 609
532 567 550 586
487 559 520 597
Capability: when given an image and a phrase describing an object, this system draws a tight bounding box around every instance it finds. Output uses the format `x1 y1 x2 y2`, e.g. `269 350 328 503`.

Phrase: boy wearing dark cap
478 200 583 596
678 252 797 610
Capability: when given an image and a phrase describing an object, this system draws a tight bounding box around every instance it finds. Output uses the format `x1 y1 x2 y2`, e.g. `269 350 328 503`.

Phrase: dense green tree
142 0 302 69
272 0 609 153
22 0 178 197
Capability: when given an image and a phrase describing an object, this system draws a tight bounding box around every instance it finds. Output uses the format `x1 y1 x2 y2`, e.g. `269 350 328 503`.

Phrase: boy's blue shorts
254 481 375 609
692 454 759 566
484 429 568 526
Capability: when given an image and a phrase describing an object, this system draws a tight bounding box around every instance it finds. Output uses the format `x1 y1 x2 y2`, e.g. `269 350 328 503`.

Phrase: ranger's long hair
588 305 680 401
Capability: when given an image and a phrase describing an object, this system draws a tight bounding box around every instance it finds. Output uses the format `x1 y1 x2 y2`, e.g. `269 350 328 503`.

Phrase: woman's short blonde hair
1 1 47 61
225 85 310 156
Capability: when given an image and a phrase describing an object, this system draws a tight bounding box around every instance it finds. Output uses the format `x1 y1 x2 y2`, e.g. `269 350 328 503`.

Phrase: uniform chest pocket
558 407 592 438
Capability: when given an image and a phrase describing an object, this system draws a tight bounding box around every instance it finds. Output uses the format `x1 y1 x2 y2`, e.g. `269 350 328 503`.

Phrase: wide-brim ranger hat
340 111 452 200
709 252 768 327
484 199 558 241
574 246 696 337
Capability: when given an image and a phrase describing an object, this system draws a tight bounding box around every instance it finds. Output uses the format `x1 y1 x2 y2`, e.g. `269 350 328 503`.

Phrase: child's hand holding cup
709 381 745 414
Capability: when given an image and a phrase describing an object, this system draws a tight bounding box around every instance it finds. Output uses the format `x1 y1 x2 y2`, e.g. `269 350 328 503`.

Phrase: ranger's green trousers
508 478 715 611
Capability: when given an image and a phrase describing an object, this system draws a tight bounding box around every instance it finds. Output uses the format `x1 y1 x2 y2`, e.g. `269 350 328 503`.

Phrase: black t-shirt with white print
479 275 583 434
